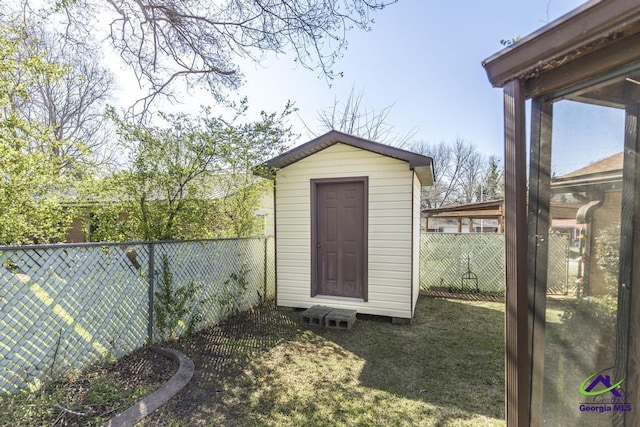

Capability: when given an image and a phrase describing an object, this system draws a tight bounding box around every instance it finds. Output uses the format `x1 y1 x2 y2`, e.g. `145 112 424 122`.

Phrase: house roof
551 152 623 192
557 152 623 179
257 130 435 186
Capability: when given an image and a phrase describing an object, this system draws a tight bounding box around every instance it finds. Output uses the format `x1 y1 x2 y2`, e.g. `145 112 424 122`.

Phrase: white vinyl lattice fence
547 234 571 294
0 237 275 395
2 232 569 394
420 233 506 294
420 233 569 295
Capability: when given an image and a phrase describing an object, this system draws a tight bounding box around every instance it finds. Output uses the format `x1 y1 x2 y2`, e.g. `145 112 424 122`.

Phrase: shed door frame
311 176 368 301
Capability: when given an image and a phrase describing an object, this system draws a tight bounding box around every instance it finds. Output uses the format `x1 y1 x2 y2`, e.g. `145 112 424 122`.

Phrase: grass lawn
0 296 506 426
145 296 506 426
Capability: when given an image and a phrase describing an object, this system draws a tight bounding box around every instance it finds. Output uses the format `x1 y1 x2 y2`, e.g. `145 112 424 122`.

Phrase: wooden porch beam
503 79 530 427
618 103 640 426
528 99 553 425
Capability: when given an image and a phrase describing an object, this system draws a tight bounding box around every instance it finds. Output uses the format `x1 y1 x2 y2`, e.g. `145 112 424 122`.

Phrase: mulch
136 305 301 425
41 304 300 426
47 347 177 426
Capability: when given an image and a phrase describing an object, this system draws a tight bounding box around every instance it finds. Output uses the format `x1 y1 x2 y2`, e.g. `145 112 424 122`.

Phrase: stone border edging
103 347 194 427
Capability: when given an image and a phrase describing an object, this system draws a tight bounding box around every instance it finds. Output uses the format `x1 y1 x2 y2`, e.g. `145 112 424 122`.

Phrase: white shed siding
412 173 421 315
275 143 414 318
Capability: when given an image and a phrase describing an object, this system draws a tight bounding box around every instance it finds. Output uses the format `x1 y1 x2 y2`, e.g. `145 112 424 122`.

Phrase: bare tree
50 0 397 112
314 86 416 147
7 20 116 169
459 144 483 203
412 138 502 208
480 155 504 200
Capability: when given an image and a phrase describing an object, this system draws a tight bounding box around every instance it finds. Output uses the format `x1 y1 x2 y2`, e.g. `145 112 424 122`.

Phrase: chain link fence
420 233 570 297
3 232 571 394
0 237 274 395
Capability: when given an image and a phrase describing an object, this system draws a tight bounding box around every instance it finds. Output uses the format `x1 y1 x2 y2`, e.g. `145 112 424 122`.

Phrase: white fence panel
0 237 274 395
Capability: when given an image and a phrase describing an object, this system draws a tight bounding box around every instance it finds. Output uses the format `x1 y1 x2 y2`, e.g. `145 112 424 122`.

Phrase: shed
259 130 434 320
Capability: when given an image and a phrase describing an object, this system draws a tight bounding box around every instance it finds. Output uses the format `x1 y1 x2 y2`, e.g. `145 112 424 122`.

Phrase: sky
109 0 590 160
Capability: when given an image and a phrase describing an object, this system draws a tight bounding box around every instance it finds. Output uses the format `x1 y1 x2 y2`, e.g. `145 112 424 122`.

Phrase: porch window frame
505 67 640 426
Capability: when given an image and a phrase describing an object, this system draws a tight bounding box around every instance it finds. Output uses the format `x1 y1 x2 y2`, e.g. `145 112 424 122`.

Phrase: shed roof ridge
268 130 432 166
258 130 435 185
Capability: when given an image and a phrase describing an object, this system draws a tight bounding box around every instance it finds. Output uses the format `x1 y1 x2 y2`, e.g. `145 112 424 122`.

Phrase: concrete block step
325 308 357 330
300 306 358 330
300 305 332 327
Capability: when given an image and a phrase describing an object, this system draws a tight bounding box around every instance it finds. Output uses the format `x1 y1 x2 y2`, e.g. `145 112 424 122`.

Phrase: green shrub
153 254 202 341
217 263 250 318
560 295 617 365
594 222 620 293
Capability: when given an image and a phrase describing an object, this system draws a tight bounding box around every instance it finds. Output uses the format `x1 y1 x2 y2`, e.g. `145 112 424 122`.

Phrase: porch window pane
535 96 626 425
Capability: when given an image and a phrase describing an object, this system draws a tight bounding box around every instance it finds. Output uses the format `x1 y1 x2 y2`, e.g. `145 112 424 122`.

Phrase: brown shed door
313 179 367 300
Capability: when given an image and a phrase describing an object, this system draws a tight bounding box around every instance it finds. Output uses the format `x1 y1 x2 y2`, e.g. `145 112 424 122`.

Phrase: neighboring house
258 130 434 320
548 202 583 245
551 151 623 295
64 174 273 242
253 191 276 235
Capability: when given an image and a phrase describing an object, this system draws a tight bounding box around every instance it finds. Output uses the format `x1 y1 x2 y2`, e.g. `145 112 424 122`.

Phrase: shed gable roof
260 130 434 185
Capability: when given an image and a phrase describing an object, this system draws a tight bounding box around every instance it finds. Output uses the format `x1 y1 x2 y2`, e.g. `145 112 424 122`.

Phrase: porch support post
620 103 640 427
503 79 530 427
528 98 553 425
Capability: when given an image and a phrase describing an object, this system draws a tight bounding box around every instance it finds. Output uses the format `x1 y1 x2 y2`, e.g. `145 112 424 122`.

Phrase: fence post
147 243 155 344
263 237 268 303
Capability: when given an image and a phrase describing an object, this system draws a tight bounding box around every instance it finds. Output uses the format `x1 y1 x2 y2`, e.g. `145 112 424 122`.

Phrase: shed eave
257 130 434 184
414 165 434 187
